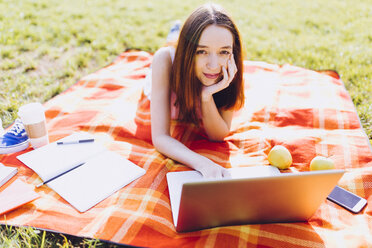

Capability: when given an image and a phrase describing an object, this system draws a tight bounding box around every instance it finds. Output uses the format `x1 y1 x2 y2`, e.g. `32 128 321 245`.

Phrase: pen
36 162 85 188
57 139 94 145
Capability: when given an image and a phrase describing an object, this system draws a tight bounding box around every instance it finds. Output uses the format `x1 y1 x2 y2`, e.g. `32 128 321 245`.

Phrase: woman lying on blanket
150 3 245 178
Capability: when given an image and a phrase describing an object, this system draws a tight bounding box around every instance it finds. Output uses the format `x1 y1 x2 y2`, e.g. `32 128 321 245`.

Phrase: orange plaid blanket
1 50 371 247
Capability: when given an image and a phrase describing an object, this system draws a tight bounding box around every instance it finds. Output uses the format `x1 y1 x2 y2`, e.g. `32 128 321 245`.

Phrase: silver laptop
166 166 344 232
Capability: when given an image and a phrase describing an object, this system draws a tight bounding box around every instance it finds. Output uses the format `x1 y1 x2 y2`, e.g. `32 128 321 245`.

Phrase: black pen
57 139 94 145
36 162 85 188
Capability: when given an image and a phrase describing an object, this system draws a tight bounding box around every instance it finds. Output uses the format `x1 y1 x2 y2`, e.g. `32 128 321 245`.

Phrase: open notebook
17 132 146 212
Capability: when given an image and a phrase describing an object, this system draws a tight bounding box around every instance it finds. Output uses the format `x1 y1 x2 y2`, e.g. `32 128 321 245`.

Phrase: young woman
150 3 245 178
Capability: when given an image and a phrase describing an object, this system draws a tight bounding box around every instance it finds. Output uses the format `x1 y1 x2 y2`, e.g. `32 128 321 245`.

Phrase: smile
203 73 220 79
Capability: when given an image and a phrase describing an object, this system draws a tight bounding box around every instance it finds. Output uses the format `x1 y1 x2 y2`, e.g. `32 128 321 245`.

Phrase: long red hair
170 3 244 125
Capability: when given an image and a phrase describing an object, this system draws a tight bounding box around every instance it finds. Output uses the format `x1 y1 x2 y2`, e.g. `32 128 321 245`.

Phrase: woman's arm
151 47 229 178
200 98 233 141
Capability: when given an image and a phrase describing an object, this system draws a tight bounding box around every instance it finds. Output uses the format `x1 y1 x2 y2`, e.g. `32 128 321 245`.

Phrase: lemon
310 156 335 170
268 145 292 169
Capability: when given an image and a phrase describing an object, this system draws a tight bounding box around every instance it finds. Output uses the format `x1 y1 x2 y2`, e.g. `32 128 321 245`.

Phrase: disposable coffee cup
18 102 49 149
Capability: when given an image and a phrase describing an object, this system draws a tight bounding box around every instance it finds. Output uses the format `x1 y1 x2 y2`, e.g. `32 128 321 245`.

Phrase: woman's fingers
202 167 227 179
222 169 231 178
229 54 237 81
221 55 236 87
222 65 229 86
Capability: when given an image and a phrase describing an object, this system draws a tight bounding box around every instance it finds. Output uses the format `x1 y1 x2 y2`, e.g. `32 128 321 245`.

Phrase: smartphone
327 186 367 213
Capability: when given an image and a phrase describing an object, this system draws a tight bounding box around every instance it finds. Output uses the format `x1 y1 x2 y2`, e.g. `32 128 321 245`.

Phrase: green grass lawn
0 0 371 246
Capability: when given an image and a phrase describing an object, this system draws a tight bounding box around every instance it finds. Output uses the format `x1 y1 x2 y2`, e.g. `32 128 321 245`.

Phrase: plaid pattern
1 50 371 247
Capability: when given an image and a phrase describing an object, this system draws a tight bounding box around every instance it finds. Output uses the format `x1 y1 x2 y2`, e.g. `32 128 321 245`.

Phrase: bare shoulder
153 47 172 65
152 47 173 87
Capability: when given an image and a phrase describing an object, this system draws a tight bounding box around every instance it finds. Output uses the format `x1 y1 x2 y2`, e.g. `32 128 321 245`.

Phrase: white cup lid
18 102 45 124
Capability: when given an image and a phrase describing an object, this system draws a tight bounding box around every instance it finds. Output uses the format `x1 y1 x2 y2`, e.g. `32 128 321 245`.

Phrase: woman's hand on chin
201 54 237 102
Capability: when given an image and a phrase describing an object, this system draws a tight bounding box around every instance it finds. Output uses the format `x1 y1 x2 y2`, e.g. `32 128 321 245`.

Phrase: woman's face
194 24 234 87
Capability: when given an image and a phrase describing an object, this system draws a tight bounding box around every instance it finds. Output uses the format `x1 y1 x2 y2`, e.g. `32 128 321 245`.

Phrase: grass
0 0 371 246
0 225 107 248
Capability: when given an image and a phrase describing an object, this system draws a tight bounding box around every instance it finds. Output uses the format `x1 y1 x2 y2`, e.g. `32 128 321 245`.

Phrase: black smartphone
327 186 367 213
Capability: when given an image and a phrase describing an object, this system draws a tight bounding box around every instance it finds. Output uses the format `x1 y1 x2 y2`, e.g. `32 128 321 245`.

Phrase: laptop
166 166 344 232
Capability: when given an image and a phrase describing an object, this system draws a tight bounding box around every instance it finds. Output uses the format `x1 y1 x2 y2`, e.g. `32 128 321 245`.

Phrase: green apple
310 156 335 170
268 145 292 169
